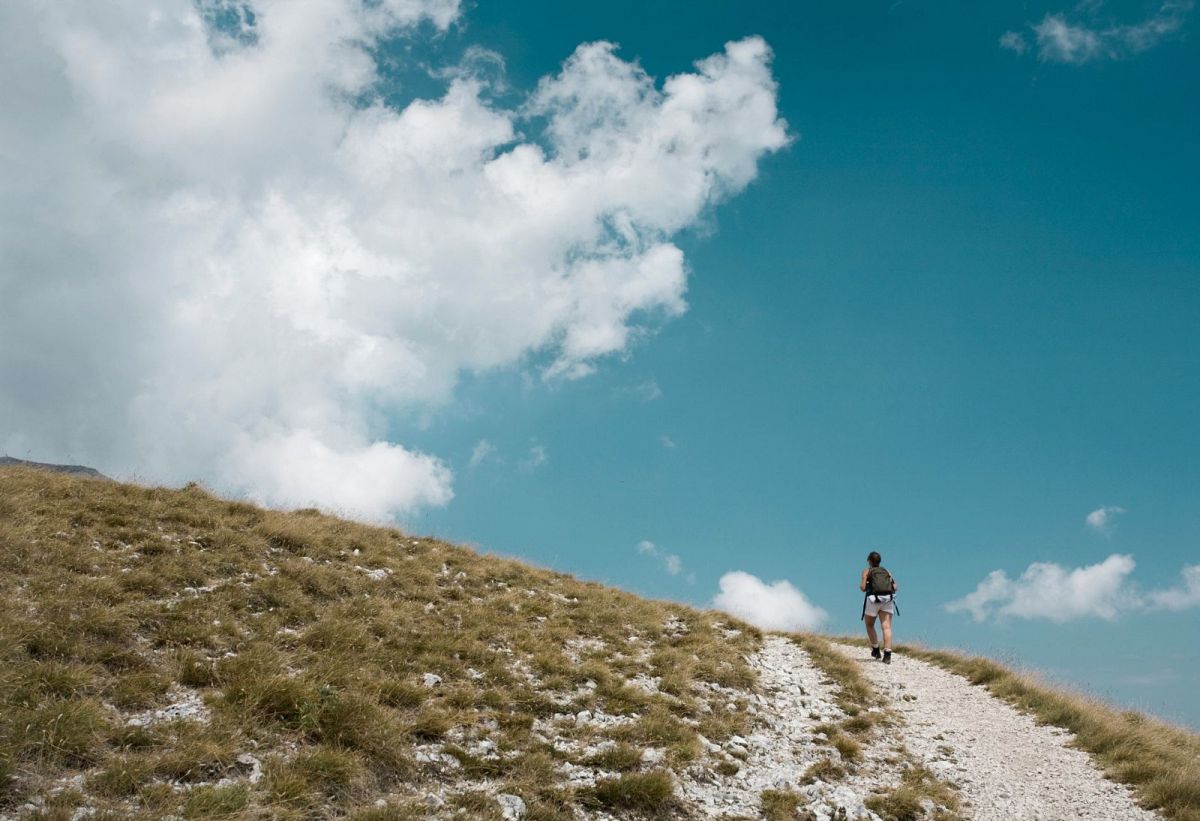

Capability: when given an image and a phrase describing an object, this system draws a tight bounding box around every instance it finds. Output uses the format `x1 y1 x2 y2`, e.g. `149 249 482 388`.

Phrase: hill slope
0 458 108 481
0 468 1196 820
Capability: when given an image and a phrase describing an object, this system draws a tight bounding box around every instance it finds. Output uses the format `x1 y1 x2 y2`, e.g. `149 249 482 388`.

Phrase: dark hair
867 551 881 567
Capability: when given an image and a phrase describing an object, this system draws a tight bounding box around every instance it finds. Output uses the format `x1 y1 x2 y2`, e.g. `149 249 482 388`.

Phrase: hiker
860 551 897 664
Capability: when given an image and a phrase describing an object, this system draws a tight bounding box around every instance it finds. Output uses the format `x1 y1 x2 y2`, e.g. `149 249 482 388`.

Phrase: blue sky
2 1 1197 727
401 1 1200 726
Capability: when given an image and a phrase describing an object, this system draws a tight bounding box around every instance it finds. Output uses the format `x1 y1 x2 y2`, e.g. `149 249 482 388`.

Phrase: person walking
860 551 897 664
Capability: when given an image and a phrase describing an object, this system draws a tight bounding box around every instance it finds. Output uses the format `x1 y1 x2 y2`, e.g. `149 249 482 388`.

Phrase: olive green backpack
866 566 895 595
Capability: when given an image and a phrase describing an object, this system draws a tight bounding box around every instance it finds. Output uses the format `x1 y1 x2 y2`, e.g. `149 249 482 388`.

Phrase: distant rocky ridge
0 455 108 480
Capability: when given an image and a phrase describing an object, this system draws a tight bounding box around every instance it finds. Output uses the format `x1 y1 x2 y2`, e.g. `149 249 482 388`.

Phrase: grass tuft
581 742 644 772
182 783 249 818
801 756 846 785
760 788 802 820
584 770 678 816
864 766 960 821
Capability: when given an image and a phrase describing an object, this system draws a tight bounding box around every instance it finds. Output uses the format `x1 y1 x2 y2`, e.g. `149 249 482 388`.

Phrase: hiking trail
681 635 1159 820
826 640 1158 820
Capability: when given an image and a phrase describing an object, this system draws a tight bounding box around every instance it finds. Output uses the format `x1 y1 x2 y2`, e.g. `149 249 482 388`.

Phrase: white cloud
712 570 827 631
1086 505 1126 534
946 554 1138 622
637 539 684 577
1034 15 1106 63
0 2 788 521
1145 564 1200 612
520 444 548 472
223 428 452 521
468 439 495 470
941 552 1200 623
614 379 663 402
999 31 1030 55
659 435 678 449
1004 2 1193 64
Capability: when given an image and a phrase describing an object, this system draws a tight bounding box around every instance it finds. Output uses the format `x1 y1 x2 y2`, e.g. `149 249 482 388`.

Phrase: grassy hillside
0 467 761 819
3 467 1197 820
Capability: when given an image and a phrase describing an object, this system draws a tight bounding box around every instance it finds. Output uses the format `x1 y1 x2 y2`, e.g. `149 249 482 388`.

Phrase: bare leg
879 611 893 651
864 614 878 647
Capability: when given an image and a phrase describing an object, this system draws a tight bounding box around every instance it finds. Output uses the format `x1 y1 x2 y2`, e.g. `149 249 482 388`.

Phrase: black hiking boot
882 650 892 665
870 646 881 660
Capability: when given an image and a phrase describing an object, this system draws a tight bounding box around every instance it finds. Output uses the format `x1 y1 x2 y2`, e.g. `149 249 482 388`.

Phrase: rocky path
676 636 1161 819
828 642 1160 821
679 635 885 819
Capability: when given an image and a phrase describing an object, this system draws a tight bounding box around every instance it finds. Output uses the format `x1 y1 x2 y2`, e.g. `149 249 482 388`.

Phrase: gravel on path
830 642 1160 821
678 635 878 818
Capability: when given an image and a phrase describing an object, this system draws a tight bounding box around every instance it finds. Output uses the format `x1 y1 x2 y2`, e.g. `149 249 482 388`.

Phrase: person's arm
860 568 869 592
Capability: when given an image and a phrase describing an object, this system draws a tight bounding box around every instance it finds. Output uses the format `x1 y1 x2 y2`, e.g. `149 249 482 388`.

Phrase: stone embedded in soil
496 793 526 820
125 687 209 727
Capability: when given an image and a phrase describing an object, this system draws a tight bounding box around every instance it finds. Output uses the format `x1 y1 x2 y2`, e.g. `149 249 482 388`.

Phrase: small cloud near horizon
1086 505 1126 535
712 570 827 631
946 554 1200 622
637 540 687 578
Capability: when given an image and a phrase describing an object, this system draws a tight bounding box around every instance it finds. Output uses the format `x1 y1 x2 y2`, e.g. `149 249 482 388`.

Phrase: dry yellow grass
0 467 761 818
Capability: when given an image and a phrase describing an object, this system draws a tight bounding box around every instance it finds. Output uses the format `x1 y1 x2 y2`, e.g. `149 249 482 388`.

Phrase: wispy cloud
519 444 548 472
1001 1 1193 64
712 570 827 631
998 30 1030 55
614 379 663 403
1114 668 1182 688
1086 505 1126 535
946 555 1200 622
428 45 510 92
468 439 496 470
637 540 686 578
659 435 678 450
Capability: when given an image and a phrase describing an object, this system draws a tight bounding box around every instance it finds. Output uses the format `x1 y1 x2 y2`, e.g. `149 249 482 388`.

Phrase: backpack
866 566 895 596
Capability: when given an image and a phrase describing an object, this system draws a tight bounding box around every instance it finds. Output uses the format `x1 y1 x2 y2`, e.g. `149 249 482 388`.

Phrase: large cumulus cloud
0 0 788 519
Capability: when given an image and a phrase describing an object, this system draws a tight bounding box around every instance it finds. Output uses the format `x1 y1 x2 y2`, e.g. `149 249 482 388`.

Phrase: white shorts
864 594 895 617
